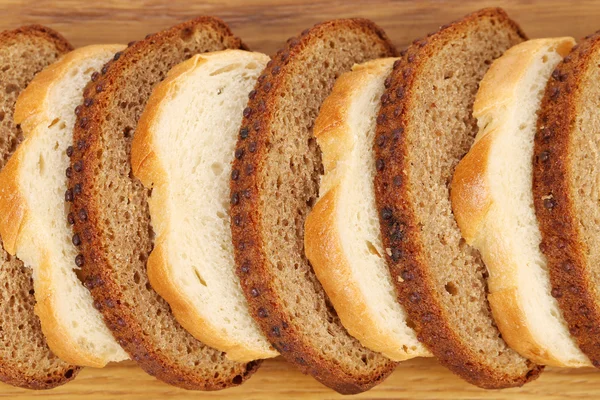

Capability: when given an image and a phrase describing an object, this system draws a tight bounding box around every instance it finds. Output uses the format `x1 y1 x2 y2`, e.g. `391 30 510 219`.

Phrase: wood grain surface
1 0 600 398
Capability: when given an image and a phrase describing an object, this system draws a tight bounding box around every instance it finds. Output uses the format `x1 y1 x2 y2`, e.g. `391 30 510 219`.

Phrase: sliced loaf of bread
229 19 398 394
131 50 277 362
373 8 543 388
305 58 431 361
0 44 129 368
66 18 260 389
533 32 600 368
0 24 80 389
452 38 589 367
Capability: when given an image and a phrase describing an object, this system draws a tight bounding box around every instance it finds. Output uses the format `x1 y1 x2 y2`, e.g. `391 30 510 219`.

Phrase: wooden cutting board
1 0 599 398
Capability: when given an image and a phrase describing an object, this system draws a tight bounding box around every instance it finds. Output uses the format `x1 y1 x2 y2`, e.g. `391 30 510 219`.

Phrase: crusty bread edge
67 17 261 390
132 51 277 362
305 59 430 361
2 45 126 368
533 32 600 368
373 8 543 388
229 19 399 394
451 37 584 367
0 23 79 390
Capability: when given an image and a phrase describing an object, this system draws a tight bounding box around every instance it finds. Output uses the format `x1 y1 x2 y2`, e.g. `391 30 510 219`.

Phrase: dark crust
230 19 398 395
67 17 260 390
533 32 600 368
373 8 542 389
0 24 73 54
0 24 79 390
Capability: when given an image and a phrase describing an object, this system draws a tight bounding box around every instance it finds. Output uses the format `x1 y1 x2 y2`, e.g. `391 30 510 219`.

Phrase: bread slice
0 44 130 368
373 8 543 388
0 24 80 389
533 32 600 368
230 19 398 394
66 18 260 389
451 38 590 367
131 50 277 362
305 58 431 361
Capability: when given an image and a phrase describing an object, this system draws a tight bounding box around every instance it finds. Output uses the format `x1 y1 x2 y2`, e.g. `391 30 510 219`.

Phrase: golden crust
450 129 495 244
230 19 398 395
533 31 600 368
373 8 543 388
0 24 79 390
451 37 582 367
305 58 430 361
67 17 261 390
132 51 276 362
0 45 126 368
0 149 27 255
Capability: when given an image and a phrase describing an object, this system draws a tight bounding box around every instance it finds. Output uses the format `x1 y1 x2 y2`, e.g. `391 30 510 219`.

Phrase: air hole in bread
445 282 458 296
542 55 548 63
5 83 18 94
1 65 9 72
194 269 207 287
210 162 223 176
0 111 5 122
209 63 241 76
37 154 45 174
444 71 454 80
366 240 382 258
48 118 60 128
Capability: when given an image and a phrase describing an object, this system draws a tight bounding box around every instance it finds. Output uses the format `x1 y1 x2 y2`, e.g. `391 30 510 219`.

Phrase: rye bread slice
533 31 600 368
0 24 79 389
229 19 398 394
373 8 543 388
66 17 260 390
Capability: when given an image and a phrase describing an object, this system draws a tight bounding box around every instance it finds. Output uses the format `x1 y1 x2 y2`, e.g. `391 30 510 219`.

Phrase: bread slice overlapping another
0 24 80 389
66 17 261 390
305 58 431 361
451 38 590 367
229 19 398 395
131 50 277 362
533 31 600 368
373 8 543 388
0 44 130 368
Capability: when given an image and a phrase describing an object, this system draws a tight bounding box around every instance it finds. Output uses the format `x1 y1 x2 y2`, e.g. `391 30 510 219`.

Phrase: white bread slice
131 50 277 362
305 58 430 361
451 38 590 367
0 44 129 367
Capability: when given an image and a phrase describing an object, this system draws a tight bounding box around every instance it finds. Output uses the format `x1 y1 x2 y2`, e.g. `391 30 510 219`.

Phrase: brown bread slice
229 19 398 394
66 17 260 390
373 8 543 388
0 24 79 389
533 32 600 368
